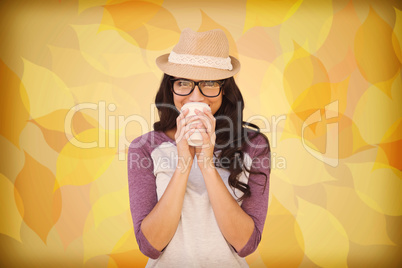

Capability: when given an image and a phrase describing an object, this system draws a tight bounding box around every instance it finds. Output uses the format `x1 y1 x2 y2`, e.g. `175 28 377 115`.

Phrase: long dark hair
153 74 270 201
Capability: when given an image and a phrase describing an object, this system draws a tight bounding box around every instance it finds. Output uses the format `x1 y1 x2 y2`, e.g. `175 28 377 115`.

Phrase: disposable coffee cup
181 102 211 147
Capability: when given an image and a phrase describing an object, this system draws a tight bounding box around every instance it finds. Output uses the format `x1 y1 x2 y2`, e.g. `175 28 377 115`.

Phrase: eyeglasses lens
173 80 221 97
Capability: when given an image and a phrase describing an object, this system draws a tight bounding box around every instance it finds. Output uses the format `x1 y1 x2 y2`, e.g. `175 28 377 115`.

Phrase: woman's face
171 77 224 115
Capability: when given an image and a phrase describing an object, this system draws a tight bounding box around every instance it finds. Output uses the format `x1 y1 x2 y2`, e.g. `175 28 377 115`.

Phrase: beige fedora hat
156 28 240 80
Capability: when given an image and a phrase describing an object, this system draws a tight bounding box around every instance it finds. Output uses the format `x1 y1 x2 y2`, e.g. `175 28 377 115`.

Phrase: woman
128 28 271 267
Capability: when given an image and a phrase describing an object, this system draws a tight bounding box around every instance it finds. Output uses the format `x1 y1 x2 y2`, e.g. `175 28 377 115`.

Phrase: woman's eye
204 81 217 87
179 81 191 87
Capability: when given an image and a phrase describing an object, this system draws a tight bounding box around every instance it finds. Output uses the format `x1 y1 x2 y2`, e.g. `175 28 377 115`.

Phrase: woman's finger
185 115 198 124
193 114 212 133
184 128 196 140
202 108 216 132
203 107 214 120
196 126 214 149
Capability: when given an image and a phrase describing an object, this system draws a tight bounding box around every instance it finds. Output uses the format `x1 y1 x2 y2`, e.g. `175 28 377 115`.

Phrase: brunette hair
153 74 270 201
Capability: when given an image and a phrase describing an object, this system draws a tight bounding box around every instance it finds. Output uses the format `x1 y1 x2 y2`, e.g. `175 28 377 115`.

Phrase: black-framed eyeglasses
170 78 225 97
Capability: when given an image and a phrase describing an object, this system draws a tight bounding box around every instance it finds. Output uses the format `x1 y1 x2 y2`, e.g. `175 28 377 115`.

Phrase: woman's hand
175 108 196 168
194 107 216 170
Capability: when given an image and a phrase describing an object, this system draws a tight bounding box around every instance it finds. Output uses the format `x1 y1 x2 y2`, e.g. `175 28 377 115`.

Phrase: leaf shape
100 0 180 50
347 162 402 216
0 218 86 267
347 240 402 267
21 58 75 119
353 83 402 145
283 43 330 106
316 1 360 82
25 109 98 154
269 172 299 215
55 128 116 190
107 228 148 267
376 137 402 171
14 152 62 243
243 0 302 31
69 82 141 120
110 228 139 253
296 197 349 268
354 7 401 96
47 45 113 87
83 212 131 263
0 59 30 148
91 187 129 228
259 196 305 268
291 82 332 118
393 7 402 63
279 0 333 55
89 154 130 202
0 174 23 242
19 122 58 176
324 184 394 245
101 0 163 32
108 249 149 268
32 109 98 133
78 0 108 14
259 62 292 118
375 116 402 171
237 27 279 62
54 184 92 250
274 138 336 186
71 24 152 77
0 135 25 183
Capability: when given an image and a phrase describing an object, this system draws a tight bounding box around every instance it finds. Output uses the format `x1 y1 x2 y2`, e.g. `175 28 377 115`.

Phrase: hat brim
156 54 240 80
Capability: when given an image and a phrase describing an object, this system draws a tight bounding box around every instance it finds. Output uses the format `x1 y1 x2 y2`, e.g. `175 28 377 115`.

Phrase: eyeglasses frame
170 78 225 97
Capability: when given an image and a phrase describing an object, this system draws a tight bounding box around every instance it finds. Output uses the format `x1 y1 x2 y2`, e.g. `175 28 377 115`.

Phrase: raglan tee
127 130 270 268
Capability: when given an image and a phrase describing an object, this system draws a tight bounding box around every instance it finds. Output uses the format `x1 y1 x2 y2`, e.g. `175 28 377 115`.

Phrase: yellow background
0 0 401 267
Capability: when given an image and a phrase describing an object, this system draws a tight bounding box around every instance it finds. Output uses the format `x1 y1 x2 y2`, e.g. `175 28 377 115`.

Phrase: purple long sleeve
127 135 162 259
236 134 271 257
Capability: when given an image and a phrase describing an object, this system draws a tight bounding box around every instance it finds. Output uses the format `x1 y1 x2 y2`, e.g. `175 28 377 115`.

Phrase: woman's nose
189 85 204 101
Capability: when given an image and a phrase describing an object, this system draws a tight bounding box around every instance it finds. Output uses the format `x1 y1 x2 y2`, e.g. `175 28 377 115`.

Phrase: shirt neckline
159 130 177 145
